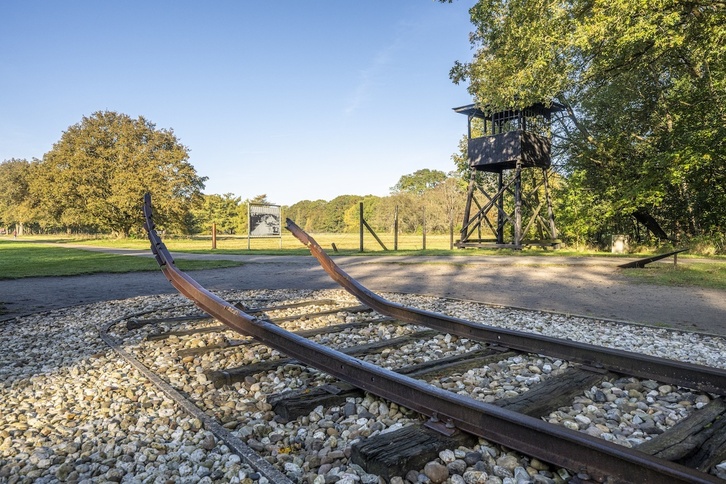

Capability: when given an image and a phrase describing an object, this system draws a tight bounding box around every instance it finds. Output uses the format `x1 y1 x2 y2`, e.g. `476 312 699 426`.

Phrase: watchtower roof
453 102 566 118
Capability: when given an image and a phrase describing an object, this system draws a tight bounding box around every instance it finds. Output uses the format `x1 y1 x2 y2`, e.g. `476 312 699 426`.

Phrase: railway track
130 193 726 483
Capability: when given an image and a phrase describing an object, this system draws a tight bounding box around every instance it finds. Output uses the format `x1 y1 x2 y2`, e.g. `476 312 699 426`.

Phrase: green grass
13 232 630 257
20 232 462 252
5 233 726 290
621 260 726 290
0 239 242 279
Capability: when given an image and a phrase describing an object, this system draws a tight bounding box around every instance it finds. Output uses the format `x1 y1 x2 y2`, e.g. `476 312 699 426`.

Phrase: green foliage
0 159 35 231
450 136 471 179
452 0 726 250
189 193 278 236
193 193 242 234
319 195 364 232
30 111 207 237
343 196 382 233
554 170 606 250
284 170 468 237
286 199 329 232
391 169 447 195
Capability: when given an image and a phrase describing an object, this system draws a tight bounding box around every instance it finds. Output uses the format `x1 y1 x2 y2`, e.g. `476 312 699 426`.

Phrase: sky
0 1 477 206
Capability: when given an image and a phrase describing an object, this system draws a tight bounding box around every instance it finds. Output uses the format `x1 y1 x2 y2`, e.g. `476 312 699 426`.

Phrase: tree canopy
0 159 35 233
450 0 726 244
32 111 207 236
391 169 448 195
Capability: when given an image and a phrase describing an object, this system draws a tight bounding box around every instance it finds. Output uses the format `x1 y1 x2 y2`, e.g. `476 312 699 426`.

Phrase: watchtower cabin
454 102 564 249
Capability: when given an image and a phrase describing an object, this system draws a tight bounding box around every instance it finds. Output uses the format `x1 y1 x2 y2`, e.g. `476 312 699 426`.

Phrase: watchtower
454 102 564 249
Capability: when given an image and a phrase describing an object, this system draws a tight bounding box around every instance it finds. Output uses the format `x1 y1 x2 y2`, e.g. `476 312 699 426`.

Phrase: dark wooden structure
454 102 564 249
617 248 688 269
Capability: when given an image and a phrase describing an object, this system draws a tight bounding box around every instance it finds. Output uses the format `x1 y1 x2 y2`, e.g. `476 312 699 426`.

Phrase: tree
450 0 726 246
32 111 207 236
554 170 603 250
425 175 466 247
0 159 35 234
193 193 241 234
286 199 328 232
342 195 383 233
391 169 447 195
320 195 363 232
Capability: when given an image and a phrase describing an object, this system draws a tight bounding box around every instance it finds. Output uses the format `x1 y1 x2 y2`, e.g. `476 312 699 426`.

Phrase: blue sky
1 1 476 206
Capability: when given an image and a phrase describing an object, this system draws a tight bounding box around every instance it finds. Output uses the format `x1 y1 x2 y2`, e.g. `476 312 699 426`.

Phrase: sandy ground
2 248 725 336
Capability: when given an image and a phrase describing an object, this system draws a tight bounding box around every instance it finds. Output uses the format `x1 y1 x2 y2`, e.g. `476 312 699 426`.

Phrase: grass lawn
14 232 625 257
0 239 242 279
19 232 467 253
621 261 726 291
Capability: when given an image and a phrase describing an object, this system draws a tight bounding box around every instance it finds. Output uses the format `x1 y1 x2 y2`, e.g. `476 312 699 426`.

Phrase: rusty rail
286 219 726 397
142 194 719 483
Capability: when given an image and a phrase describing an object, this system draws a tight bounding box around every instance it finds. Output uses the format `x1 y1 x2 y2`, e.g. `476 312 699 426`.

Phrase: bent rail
285 218 726 397
142 194 717 483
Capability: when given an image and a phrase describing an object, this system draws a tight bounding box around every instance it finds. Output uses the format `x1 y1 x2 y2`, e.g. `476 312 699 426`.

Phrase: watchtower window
454 102 564 172
462 104 558 139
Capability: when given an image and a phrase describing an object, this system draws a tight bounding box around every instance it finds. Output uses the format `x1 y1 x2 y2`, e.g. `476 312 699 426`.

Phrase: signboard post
248 203 282 249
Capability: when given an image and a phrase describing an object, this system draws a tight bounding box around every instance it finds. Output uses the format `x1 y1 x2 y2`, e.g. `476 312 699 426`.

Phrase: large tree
0 158 35 234
193 193 242 235
391 168 448 195
32 111 207 236
450 0 726 244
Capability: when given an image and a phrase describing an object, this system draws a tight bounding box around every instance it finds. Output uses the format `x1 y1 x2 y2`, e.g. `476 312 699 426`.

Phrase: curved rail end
143 193 174 267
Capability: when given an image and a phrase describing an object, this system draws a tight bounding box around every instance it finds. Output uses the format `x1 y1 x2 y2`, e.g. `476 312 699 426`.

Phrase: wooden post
449 219 454 250
212 223 217 250
514 162 522 248
359 202 364 253
422 207 427 251
394 205 399 251
461 174 475 243
497 170 504 244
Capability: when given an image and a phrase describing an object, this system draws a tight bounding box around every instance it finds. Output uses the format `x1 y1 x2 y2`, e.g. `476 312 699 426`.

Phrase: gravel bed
1 288 726 483
0 297 260 483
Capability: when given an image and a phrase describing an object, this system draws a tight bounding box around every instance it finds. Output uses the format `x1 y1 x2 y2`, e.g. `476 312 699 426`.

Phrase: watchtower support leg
497 171 505 244
460 174 476 242
514 162 522 248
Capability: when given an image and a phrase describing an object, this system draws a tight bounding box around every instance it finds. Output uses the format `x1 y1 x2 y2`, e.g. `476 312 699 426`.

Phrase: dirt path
2 251 725 336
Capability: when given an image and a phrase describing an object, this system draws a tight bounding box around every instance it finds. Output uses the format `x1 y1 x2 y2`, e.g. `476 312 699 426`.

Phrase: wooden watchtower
454 102 564 249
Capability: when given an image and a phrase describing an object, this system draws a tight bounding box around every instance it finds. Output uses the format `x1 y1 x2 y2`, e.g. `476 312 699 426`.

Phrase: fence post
422 207 427 250
212 223 217 250
394 205 399 251
449 219 454 250
359 202 364 252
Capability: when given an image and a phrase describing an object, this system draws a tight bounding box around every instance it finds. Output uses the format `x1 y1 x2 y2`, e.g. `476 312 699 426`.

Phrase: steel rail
142 194 718 483
285 218 726 397
99 313 293 484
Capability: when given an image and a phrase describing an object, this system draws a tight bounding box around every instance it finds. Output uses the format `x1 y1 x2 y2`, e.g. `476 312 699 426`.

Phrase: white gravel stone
2 288 724 483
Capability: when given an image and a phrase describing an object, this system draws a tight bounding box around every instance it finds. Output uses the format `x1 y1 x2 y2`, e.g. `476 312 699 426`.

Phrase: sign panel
248 204 281 238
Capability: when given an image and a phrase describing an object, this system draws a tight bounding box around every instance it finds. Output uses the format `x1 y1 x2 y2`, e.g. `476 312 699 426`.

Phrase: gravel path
1 250 725 335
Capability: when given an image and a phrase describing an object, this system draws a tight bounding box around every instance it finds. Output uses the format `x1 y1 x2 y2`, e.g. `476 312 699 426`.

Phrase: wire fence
197 231 456 252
